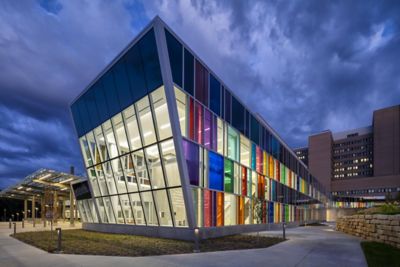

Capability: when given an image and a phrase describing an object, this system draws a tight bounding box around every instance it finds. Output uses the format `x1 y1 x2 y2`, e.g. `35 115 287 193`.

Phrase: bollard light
22 219 24 228
193 227 200 253
55 228 62 252
9 219 12 229
13 222 16 235
282 222 286 240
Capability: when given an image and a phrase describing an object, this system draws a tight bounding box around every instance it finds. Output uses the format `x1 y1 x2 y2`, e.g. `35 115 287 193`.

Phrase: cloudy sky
0 0 399 188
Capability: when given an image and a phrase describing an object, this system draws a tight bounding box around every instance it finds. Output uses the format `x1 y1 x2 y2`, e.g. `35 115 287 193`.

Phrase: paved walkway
0 222 366 267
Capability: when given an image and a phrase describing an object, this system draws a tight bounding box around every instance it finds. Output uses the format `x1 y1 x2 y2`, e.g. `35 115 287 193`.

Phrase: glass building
70 17 328 240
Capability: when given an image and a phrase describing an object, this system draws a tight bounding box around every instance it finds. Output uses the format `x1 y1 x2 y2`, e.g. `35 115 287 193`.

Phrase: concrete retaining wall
336 214 400 248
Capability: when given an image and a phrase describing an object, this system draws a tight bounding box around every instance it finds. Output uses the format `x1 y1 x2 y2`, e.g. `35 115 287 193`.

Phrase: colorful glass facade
70 17 328 237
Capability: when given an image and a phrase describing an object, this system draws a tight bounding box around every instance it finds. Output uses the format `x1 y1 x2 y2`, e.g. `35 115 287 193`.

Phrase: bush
380 203 400 214
357 204 400 215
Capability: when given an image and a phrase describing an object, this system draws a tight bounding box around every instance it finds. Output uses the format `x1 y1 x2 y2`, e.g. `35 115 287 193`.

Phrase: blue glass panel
245 110 250 137
268 202 274 223
94 81 110 122
77 98 91 134
224 88 231 123
231 96 245 134
71 103 83 137
182 139 199 186
85 88 100 128
165 29 183 87
209 74 220 116
113 60 133 110
138 29 162 93
209 151 223 191
184 48 194 95
125 44 147 102
102 71 121 117
250 115 259 144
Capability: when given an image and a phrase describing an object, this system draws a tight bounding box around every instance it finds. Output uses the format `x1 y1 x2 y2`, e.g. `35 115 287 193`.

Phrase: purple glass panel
204 108 212 149
212 115 217 151
182 139 199 186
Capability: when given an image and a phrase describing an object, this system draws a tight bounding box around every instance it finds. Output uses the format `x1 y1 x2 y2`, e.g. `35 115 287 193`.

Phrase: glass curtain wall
79 86 188 228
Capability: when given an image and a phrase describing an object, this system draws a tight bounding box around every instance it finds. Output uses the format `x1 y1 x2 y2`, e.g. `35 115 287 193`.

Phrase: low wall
83 221 304 240
336 214 400 248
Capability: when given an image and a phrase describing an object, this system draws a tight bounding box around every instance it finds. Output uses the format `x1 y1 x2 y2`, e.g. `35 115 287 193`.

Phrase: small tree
385 192 393 204
254 198 264 224
395 191 400 204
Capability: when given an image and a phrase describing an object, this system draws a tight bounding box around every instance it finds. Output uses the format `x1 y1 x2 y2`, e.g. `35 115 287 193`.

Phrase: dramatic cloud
0 0 399 188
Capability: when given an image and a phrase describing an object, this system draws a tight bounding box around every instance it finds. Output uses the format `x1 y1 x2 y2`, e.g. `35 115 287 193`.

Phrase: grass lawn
361 241 400 267
299 222 326 227
12 229 284 256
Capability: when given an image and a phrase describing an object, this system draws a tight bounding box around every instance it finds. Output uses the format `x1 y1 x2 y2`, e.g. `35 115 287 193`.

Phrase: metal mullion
99 123 121 198
154 19 195 228
131 102 151 226
109 156 129 195
102 122 119 161
103 195 118 224
120 106 141 195
85 167 102 221
95 197 108 223
142 147 161 226
86 132 99 168
122 153 137 225
79 136 92 168
149 91 176 226
82 199 93 223
157 141 176 227
114 194 127 224
94 127 109 163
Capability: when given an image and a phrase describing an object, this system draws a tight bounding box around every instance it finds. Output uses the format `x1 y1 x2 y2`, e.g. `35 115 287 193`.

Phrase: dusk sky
0 0 399 188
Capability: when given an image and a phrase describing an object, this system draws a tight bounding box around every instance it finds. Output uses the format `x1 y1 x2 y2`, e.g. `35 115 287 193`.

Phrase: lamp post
3 209 6 221
16 212 19 221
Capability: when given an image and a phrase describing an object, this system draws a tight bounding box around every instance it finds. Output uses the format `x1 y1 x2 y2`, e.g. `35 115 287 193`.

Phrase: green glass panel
224 159 234 193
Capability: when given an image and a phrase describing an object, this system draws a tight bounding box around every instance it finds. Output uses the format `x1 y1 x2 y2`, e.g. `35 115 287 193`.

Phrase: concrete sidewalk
0 222 367 267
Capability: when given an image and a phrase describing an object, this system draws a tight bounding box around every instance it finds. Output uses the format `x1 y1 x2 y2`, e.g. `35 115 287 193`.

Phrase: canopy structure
0 168 84 223
0 168 83 200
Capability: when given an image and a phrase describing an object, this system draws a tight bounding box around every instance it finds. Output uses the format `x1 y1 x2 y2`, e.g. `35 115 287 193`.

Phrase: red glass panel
258 175 265 199
204 108 211 149
189 97 195 140
256 146 262 173
195 101 203 144
241 166 247 196
204 189 212 227
276 161 280 182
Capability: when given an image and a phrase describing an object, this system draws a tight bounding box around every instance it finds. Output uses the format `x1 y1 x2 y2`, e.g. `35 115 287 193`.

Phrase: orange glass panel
237 196 244 225
216 192 224 226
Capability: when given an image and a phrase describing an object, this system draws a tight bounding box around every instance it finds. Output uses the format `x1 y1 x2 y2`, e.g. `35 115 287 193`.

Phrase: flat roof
332 126 372 141
0 169 84 200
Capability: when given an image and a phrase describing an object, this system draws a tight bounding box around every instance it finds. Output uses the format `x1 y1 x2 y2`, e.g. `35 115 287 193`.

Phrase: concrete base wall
83 221 305 241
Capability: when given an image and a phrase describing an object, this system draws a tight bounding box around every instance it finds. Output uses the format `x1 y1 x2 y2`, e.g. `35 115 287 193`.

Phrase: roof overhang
0 169 85 200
